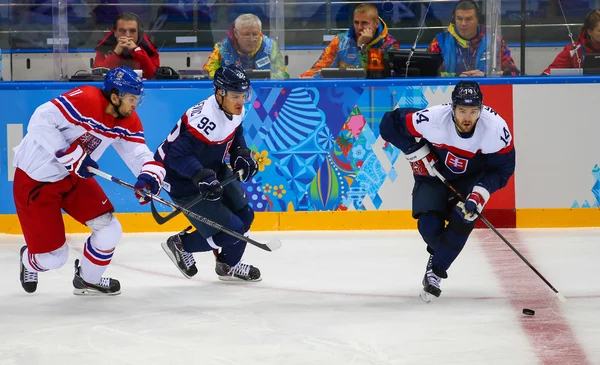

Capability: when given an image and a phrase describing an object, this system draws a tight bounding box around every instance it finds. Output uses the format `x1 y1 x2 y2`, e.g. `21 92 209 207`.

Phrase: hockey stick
149 169 243 225
432 168 567 303
89 167 282 252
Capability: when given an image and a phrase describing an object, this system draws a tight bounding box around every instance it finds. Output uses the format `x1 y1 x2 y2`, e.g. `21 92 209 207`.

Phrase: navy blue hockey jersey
155 95 247 198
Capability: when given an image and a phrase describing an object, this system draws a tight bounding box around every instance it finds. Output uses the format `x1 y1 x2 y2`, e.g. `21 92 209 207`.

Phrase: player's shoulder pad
410 104 452 128
185 100 208 121
60 85 100 106
479 105 513 154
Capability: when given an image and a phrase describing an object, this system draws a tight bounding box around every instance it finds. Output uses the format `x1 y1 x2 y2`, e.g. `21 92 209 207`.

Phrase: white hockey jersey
13 86 154 182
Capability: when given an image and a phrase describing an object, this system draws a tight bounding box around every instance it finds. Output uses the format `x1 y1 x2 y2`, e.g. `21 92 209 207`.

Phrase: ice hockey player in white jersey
379 81 515 303
155 64 260 282
13 66 165 296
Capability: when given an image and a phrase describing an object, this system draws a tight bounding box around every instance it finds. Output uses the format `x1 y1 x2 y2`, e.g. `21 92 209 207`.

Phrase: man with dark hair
427 0 520 77
156 64 261 282
93 13 160 79
380 81 515 302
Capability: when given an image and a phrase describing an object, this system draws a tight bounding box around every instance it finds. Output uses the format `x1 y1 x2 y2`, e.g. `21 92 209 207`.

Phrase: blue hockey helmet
451 81 483 108
103 66 144 97
213 64 251 96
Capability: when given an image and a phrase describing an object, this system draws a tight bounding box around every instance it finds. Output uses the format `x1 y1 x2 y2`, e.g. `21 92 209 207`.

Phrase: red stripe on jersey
432 143 477 158
51 99 146 144
405 112 423 138
182 112 236 145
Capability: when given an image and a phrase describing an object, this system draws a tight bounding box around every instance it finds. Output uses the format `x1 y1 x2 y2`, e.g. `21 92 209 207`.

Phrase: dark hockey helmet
451 81 483 108
103 66 144 97
213 64 251 96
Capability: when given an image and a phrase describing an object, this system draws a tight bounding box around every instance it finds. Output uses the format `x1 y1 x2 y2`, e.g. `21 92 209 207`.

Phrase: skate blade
419 290 435 303
217 275 262 283
160 242 193 279
73 288 121 296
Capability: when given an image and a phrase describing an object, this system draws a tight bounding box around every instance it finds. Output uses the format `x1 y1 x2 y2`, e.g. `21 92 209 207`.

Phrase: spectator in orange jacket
93 13 160 79
300 3 399 78
542 9 600 75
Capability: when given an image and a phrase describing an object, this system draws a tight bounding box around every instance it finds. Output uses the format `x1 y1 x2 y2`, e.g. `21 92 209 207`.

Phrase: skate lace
228 262 251 278
181 251 196 269
426 269 441 289
24 270 38 283
99 277 111 288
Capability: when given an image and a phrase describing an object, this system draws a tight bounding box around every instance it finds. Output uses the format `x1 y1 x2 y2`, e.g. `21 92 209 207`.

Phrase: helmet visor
120 91 145 107
225 89 252 103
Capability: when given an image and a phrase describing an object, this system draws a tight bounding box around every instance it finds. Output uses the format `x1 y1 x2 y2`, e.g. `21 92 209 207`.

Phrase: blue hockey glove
55 142 98 179
455 186 490 223
134 161 166 204
230 148 258 182
193 169 223 201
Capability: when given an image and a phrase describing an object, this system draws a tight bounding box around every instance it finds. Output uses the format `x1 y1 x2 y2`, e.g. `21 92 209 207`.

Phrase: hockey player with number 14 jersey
13 66 165 296
380 81 515 303
156 64 261 282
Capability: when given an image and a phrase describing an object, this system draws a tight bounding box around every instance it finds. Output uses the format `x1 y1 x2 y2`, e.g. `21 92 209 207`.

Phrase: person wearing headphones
93 12 161 79
300 3 399 78
427 0 520 77
542 9 600 75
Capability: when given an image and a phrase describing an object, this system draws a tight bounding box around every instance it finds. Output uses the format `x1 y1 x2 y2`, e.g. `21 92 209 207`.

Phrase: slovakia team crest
445 152 468 174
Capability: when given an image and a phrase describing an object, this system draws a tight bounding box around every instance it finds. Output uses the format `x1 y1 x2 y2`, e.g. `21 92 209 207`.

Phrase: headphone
451 0 481 23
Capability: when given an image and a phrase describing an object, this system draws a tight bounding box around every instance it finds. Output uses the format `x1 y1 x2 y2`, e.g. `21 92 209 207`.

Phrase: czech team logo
445 152 468 174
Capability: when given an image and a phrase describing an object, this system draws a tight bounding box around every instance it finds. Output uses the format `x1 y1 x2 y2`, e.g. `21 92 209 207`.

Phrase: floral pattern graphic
273 184 286 198
254 150 272 172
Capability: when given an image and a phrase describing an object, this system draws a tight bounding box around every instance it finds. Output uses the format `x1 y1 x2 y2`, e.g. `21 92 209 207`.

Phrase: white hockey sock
80 237 114 284
22 244 69 272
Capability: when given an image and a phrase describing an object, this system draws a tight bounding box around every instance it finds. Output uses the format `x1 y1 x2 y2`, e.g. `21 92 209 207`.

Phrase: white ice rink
1 228 599 365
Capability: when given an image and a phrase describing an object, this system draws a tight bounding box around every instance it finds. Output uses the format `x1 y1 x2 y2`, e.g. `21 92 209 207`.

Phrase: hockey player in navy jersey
13 66 165 296
156 64 261 282
379 81 515 302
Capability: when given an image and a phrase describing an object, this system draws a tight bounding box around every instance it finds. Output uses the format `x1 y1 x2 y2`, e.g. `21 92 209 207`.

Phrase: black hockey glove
193 169 223 201
230 147 258 182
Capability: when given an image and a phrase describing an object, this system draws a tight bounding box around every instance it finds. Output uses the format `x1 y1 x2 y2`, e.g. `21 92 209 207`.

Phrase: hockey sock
430 210 475 276
417 213 445 252
22 243 69 272
180 230 213 253
234 205 254 233
80 237 114 284
218 240 248 266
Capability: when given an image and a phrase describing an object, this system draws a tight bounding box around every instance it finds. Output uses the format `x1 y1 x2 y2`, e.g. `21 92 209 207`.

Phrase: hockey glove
455 186 490 223
55 142 98 179
134 161 166 204
230 148 258 182
404 144 438 177
193 169 223 201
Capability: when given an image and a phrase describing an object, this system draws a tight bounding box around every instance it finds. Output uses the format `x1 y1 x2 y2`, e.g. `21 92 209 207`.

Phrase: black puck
522 308 535 316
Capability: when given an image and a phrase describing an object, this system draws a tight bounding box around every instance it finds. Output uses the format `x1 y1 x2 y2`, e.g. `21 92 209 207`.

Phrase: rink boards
1 78 599 232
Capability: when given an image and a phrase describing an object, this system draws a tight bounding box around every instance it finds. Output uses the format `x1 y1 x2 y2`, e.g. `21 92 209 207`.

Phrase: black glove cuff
192 168 216 186
231 147 252 161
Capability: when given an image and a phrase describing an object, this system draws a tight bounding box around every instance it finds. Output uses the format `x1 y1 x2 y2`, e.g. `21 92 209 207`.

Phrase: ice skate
420 255 442 303
215 259 261 282
72 259 121 296
161 227 198 278
19 246 38 294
